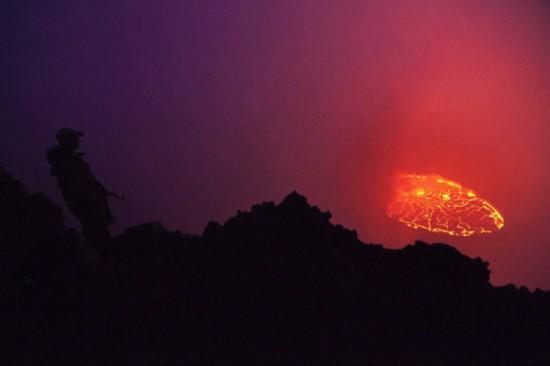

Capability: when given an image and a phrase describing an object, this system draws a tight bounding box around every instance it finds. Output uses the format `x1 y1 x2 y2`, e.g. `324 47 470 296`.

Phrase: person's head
56 128 84 150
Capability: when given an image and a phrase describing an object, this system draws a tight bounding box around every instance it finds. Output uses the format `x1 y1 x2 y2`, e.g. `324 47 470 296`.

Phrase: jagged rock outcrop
0 167 80 290
1 166 549 366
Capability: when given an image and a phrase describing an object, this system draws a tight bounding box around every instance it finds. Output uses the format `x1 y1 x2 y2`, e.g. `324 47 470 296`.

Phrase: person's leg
82 219 111 253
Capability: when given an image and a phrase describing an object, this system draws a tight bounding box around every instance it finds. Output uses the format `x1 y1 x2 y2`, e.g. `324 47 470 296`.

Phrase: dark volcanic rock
1 166 549 366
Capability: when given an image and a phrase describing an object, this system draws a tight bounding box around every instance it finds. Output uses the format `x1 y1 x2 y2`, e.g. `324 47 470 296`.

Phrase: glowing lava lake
388 174 504 237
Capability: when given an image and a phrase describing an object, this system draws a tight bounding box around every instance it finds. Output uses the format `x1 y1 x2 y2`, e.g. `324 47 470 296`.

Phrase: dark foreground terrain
1 166 549 365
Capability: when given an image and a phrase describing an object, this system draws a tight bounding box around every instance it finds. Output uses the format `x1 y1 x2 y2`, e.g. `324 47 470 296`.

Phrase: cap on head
56 128 84 148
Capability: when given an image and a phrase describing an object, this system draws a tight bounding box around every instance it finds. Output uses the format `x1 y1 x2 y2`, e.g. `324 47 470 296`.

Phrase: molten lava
388 174 504 237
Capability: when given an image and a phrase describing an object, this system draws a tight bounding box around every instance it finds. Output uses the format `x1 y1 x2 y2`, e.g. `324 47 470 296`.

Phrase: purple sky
3 1 550 289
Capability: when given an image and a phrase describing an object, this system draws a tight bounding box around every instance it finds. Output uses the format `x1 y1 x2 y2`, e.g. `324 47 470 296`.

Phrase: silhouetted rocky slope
1 166 549 365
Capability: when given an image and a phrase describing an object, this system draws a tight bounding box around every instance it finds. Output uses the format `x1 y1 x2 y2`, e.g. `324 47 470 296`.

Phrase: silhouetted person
47 128 114 252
